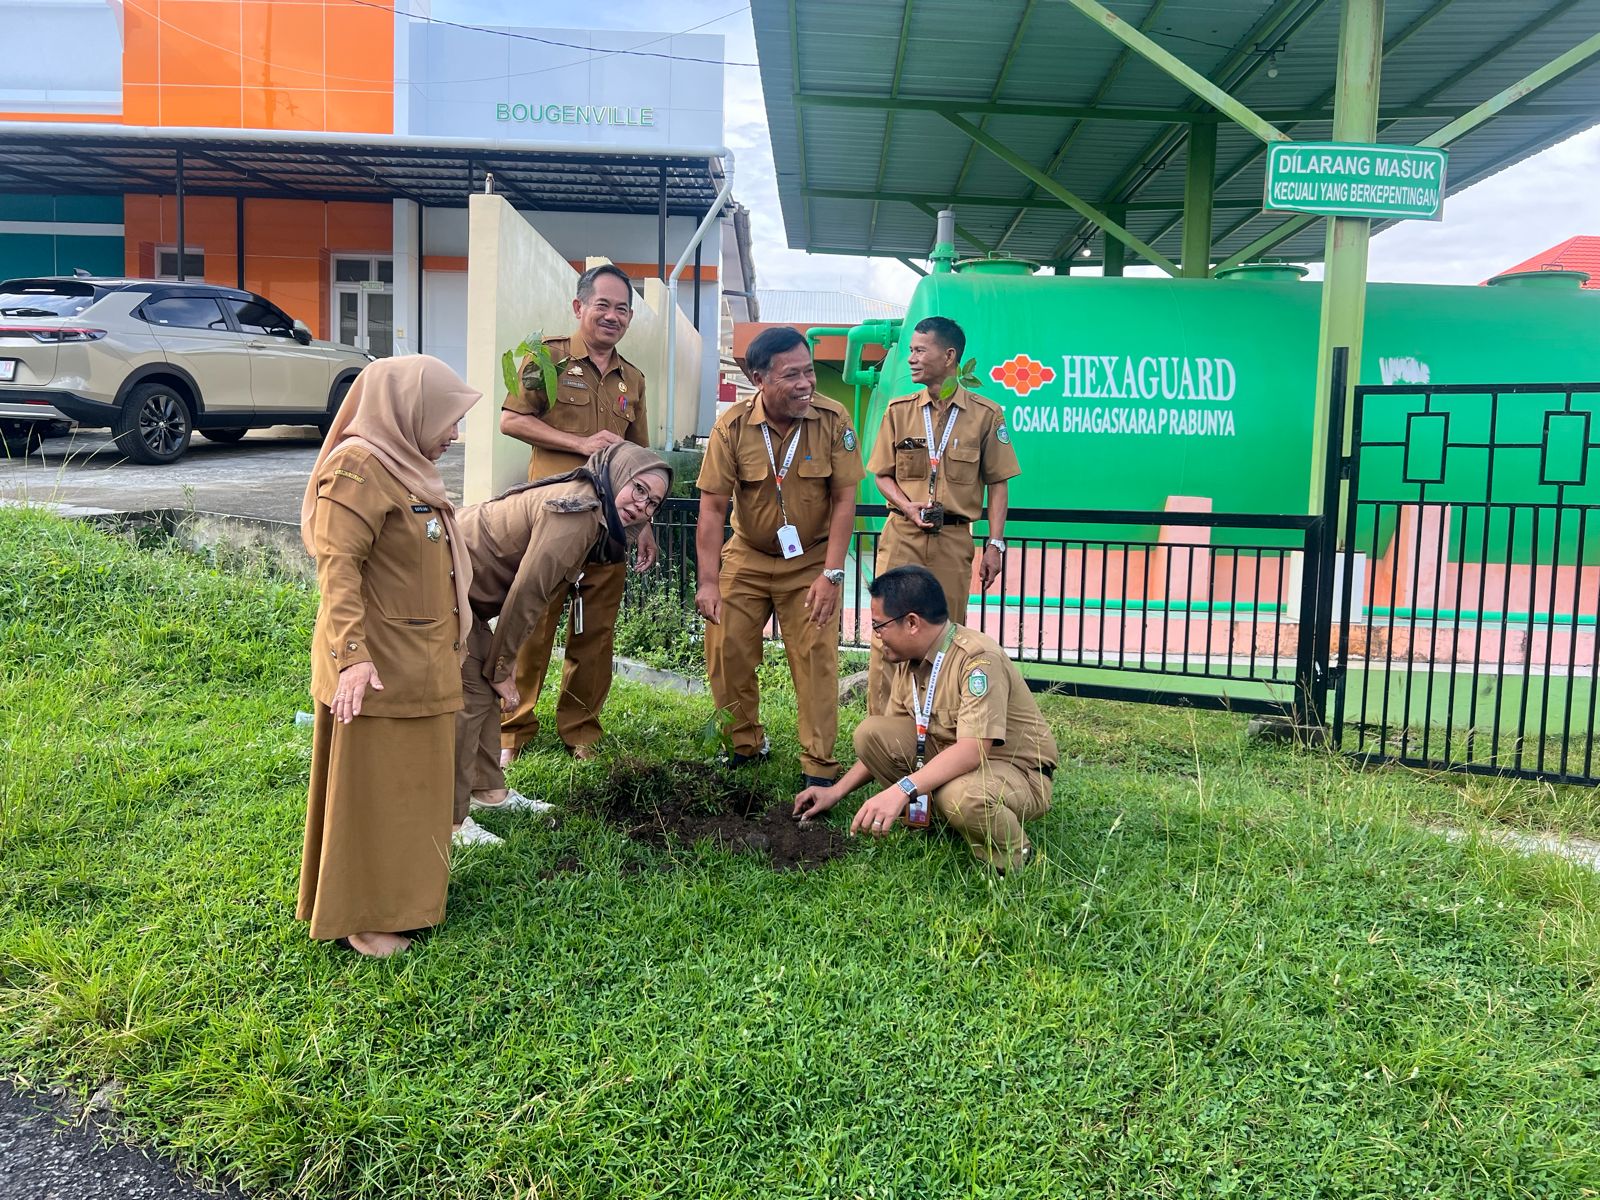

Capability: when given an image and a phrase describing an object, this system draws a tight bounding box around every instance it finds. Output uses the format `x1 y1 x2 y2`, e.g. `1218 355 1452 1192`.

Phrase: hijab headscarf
500 441 673 564
300 355 480 654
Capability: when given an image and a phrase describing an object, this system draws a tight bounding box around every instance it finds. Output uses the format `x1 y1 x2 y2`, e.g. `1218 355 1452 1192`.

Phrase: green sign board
1263 142 1448 221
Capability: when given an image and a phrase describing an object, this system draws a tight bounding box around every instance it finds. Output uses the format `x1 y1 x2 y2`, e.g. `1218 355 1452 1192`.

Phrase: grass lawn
2 505 1600 1198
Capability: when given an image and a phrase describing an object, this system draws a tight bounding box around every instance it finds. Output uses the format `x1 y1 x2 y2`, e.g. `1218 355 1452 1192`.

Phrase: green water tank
858 270 1600 527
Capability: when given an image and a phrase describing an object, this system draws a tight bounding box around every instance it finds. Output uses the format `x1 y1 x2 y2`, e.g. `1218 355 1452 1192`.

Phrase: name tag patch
411 503 433 513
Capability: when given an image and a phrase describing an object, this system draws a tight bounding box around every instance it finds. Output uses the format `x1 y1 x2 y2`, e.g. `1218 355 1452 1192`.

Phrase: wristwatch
822 568 846 586
896 776 919 797
987 537 1007 553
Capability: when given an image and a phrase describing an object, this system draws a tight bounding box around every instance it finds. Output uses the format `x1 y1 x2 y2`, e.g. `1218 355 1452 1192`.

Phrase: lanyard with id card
760 422 805 559
905 625 958 828
920 404 960 532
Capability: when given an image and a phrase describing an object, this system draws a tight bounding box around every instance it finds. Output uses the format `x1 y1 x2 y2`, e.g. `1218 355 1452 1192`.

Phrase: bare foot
344 930 412 957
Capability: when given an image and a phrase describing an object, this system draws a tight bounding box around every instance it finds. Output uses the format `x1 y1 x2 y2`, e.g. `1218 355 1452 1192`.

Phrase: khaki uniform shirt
886 624 1058 772
502 331 649 480
308 445 463 718
866 385 1020 522
456 480 607 682
697 391 864 556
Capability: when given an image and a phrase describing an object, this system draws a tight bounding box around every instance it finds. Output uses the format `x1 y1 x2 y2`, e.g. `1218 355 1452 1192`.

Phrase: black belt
898 512 971 526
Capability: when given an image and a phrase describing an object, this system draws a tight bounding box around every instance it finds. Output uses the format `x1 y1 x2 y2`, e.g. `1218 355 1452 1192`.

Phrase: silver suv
0 276 372 463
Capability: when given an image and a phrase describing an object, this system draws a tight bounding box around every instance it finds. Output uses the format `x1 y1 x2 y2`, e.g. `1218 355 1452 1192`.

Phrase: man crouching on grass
792 565 1057 872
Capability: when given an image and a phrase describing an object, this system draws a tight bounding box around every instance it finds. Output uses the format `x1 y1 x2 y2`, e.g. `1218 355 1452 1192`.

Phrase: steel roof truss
940 112 1177 274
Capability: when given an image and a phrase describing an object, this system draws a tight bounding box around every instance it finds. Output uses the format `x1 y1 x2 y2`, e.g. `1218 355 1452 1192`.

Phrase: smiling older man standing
695 326 864 789
497 263 657 763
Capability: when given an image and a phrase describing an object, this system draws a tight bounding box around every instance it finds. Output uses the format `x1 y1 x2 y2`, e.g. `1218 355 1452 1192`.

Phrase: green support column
1310 0 1384 515
1182 121 1216 277
1102 203 1127 276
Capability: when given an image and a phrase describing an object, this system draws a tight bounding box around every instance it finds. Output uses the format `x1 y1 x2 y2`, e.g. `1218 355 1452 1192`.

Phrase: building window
156 246 205 280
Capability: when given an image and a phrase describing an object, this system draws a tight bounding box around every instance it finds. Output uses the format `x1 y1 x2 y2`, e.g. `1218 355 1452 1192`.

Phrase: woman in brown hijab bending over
297 355 479 958
454 442 672 832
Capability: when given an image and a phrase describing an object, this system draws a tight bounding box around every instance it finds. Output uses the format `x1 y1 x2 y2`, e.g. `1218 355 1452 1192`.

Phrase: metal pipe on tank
930 209 957 274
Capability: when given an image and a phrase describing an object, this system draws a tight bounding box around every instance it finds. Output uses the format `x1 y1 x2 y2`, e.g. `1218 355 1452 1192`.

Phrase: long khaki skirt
297 706 454 941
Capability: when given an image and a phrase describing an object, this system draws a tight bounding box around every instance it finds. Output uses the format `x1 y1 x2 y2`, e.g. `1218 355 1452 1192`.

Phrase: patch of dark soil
580 757 850 871
539 856 581 880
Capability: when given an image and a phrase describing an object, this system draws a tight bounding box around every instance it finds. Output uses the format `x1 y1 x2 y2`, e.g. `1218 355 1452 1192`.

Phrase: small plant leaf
939 376 958 401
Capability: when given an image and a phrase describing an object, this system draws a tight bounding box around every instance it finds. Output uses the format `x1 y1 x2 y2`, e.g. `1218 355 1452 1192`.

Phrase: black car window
226 297 295 337
142 295 230 331
0 284 99 318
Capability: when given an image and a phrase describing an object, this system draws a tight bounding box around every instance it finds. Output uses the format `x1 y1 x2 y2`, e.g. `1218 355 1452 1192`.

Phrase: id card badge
907 794 930 828
776 523 804 560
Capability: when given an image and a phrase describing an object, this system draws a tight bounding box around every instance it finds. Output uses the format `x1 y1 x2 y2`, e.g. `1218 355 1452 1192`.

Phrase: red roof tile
1487 236 1600 288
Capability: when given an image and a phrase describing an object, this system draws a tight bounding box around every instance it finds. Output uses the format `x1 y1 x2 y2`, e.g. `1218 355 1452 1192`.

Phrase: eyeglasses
870 614 905 634
628 478 663 514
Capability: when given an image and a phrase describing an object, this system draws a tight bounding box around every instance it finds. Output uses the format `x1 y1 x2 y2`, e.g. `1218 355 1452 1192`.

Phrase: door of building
331 256 394 358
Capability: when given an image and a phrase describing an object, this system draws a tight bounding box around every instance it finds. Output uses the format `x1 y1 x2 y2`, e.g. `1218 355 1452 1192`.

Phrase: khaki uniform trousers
868 519 978 713
499 558 626 753
456 621 500 825
853 714 1051 870
704 538 841 780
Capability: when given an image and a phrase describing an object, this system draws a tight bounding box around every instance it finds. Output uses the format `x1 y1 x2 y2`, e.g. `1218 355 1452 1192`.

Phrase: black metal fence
1330 377 1600 786
629 497 1328 720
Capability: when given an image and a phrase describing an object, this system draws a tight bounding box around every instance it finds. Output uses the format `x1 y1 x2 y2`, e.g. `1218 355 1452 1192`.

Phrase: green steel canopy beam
949 0 1043 194
1214 20 1600 273
1181 122 1217 277
794 93 1221 124
897 256 929 277
802 186 1263 214
1056 0 1291 145
1422 29 1600 147
864 0 918 252
795 91 1597 124
939 112 1179 276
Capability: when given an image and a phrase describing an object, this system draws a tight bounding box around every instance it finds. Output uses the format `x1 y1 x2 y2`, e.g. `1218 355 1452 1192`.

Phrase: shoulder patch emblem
333 468 365 484
996 424 1011 444
842 428 857 452
967 669 989 697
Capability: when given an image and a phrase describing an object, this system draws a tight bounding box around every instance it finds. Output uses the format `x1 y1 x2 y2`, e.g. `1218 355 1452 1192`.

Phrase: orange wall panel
121 193 389 340
159 1 245 89
324 2 394 92
325 89 392 136
112 0 396 132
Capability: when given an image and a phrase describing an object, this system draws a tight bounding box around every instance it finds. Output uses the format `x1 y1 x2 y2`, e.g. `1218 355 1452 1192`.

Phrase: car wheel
318 376 354 438
203 428 248 444
114 381 194 464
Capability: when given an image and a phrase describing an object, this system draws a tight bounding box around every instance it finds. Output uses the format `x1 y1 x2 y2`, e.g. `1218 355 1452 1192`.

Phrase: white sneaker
470 788 555 817
452 816 504 848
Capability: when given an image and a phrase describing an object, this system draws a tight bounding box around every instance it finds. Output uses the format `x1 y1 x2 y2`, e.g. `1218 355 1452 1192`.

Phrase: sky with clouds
435 0 1600 304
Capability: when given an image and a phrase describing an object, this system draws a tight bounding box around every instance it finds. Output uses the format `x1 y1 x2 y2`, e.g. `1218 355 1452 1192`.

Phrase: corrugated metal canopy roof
752 0 1600 268
0 128 724 217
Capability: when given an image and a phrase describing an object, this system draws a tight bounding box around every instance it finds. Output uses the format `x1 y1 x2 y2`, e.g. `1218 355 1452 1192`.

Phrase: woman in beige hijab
454 442 673 831
297 355 479 958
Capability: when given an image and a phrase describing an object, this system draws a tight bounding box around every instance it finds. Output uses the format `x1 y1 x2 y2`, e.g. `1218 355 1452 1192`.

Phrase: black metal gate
1329 362 1600 786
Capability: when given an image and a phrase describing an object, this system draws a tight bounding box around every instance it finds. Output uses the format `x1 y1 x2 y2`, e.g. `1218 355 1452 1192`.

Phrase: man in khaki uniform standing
867 316 1020 713
498 263 656 761
695 326 864 787
793 565 1057 872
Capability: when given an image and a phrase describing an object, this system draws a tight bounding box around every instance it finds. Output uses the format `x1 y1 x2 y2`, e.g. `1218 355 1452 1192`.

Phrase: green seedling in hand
501 334 559 401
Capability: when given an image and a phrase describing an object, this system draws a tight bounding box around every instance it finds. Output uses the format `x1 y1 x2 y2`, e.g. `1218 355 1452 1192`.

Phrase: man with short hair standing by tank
497 263 656 762
866 316 1020 714
695 326 864 789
